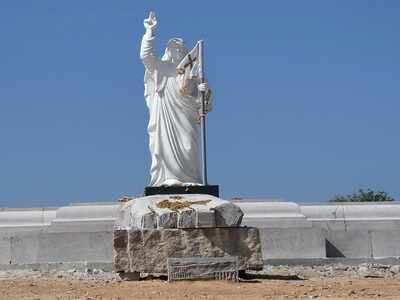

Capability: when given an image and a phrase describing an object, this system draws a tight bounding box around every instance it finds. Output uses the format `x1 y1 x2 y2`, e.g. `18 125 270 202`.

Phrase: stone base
116 194 243 229
113 227 263 274
144 185 219 197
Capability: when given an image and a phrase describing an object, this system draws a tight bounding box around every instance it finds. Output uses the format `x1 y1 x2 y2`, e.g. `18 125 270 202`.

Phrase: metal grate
167 256 239 282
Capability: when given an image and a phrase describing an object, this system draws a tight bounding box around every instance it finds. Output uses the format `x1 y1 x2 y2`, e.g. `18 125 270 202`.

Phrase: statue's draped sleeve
140 35 157 109
140 34 157 73
140 34 174 108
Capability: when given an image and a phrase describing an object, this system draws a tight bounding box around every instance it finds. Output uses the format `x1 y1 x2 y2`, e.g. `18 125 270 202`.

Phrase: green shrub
329 189 395 202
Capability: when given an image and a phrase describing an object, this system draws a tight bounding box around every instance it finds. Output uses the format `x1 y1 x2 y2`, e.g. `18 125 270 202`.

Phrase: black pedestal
144 185 219 197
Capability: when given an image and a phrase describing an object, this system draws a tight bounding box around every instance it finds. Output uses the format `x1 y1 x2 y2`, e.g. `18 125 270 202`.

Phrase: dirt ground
1 276 400 300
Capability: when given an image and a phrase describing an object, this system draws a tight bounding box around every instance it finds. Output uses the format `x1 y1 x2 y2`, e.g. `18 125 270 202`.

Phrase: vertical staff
198 40 208 186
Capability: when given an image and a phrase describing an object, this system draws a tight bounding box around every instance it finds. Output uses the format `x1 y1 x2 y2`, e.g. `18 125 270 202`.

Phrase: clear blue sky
1 1 399 207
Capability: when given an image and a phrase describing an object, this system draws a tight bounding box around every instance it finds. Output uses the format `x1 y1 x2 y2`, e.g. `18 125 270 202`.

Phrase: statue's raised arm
140 11 158 73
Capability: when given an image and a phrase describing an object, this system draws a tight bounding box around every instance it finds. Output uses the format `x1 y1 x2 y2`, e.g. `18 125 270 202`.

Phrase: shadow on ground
239 272 305 282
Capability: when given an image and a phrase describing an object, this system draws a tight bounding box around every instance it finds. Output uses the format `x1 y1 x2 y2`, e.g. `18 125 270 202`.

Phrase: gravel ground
0 263 400 299
249 262 400 279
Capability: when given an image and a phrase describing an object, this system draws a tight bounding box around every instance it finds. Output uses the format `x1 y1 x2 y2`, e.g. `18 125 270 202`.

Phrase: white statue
140 12 213 187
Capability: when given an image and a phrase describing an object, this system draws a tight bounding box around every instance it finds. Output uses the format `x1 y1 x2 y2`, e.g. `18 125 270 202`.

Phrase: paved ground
1 263 400 300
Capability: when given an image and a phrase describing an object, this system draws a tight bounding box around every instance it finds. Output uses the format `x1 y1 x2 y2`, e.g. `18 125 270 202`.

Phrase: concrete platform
1 200 400 268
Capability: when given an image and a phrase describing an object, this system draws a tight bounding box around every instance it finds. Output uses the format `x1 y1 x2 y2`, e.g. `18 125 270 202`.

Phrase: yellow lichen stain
156 199 211 211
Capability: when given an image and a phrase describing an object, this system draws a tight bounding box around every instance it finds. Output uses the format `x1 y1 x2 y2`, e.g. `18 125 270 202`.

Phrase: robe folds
140 34 212 186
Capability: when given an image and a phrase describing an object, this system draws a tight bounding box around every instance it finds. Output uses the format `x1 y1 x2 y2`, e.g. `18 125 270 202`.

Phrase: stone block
157 211 178 229
141 212 157 229
177 209 196 228
213 202 243 227
195 209 215 228
114 227 263 274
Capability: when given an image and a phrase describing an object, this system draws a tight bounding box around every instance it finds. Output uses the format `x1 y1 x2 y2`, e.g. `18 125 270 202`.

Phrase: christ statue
140 12 213 187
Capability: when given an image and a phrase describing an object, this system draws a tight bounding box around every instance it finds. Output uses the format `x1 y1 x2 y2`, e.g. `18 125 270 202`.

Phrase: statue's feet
182 182 202 186
161 179 202 186
161 179 183 186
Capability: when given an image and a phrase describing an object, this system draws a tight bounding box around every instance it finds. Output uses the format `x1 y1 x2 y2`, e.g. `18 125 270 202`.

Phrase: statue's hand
143 11 157 31
197 82 212 115
198 82 209 93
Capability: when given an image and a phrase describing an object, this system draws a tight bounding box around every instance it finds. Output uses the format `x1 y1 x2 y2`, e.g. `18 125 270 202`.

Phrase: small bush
329 189 395 202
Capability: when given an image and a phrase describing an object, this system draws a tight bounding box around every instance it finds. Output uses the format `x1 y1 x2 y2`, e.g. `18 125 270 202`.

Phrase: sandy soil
1 276 400 300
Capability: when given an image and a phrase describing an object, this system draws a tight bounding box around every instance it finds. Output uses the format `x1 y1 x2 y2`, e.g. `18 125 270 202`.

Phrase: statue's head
162 38 188 64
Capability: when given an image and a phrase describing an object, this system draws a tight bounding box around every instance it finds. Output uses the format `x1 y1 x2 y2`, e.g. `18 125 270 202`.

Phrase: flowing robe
140 34 212 186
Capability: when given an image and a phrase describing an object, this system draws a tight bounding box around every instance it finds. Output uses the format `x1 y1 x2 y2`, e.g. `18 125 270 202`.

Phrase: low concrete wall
300 202 400 259
1 200 400 266
0 204 117 265
0 230 113 265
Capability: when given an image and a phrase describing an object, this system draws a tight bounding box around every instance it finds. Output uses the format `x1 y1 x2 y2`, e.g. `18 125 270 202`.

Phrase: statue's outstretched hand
144 11 157 31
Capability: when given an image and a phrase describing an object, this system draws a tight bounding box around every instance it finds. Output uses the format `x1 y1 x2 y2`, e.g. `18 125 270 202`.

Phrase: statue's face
162 40 188 64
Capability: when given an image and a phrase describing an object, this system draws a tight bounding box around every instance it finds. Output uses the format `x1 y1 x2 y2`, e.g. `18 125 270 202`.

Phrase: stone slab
310 220 346 231
238 202 312 229
259 228 325 259
144 185 219 197
113 227 263 274
371 230 400 258
0 234 11 265
344 220 400 231
1 229 114 265
36 231 113 263
10 233 40 264
322 230 372 258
